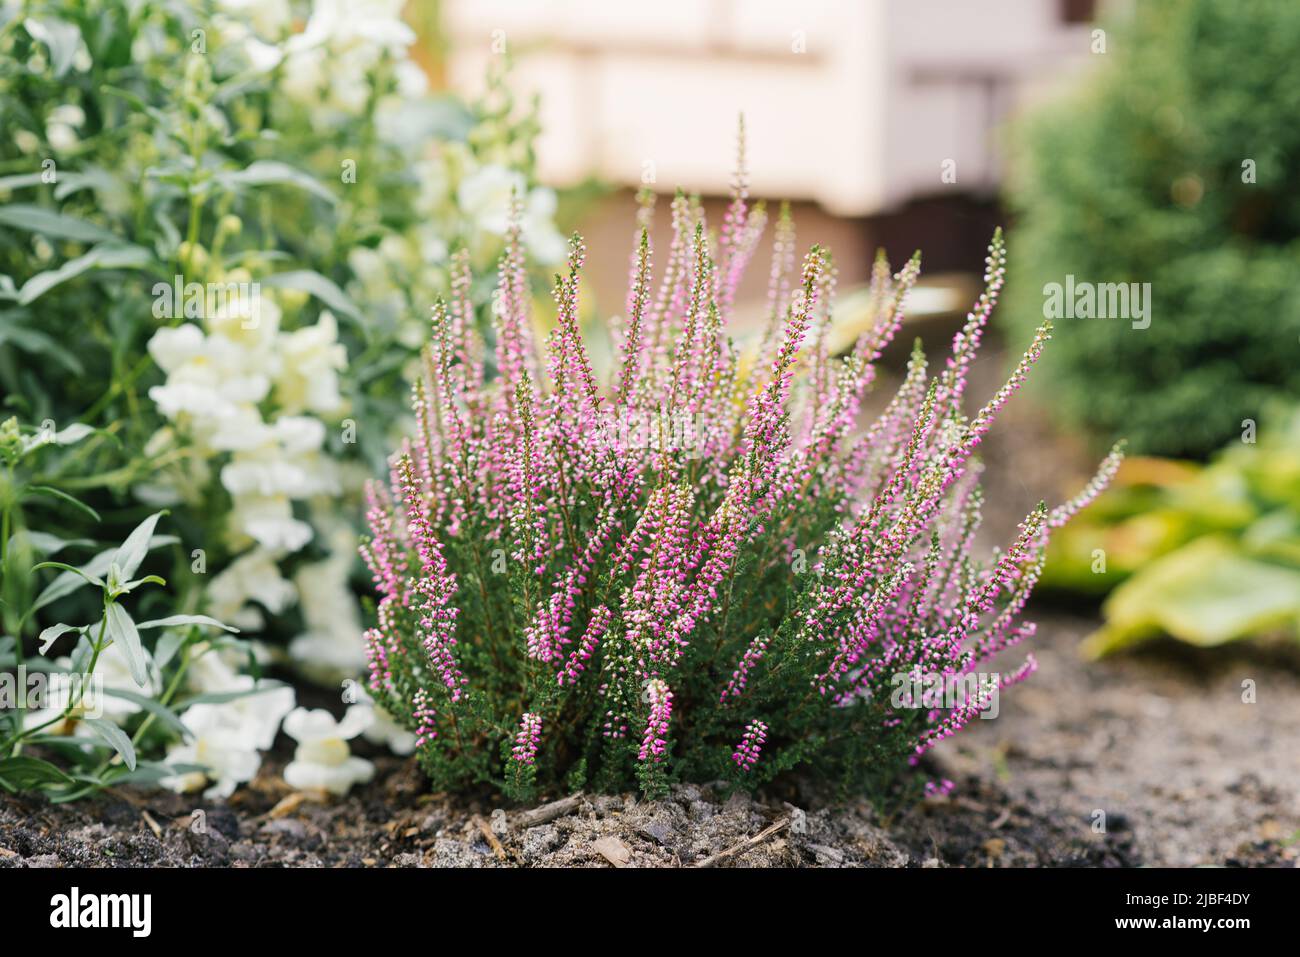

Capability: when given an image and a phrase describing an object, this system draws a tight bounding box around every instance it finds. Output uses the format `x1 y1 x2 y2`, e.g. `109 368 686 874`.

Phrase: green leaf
22 485 101 521
1084 537 1300 657
37 622 82 655
16 244 152 305
83 717 137 771
31 537 177 614
0 173 47 192
24 17 82 78
261 270 362 324
31 560 104 589
136 614 238 633
0 321 85 374
179 681 289 707
112 510 167 580
153 630 185 671
216 160 337 203
104 602 147 687
0 755 76 789
99 687 190 741
0 204 118 243
7 530 93 557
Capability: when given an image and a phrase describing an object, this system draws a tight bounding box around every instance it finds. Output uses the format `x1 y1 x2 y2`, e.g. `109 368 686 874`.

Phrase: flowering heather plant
360 147 1124 801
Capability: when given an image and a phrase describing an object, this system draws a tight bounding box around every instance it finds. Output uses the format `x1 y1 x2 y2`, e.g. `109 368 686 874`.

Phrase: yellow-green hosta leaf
1083 537 1300 657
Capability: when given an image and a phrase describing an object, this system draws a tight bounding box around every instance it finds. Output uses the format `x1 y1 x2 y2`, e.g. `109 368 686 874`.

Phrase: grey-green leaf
261 270 361 324
104 602 146 686
84 717 137 771
24 18 82 78
136 614 238 633
216 160 337 203
0 204 118 243
37 622 81 655
112 510 167 580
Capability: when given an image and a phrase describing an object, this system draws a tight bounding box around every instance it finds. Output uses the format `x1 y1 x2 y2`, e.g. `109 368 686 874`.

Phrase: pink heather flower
925 779 956 798
732 719 768 773
412 689 438 748
512 712 542 765
638 680 673 763
558 605 611 686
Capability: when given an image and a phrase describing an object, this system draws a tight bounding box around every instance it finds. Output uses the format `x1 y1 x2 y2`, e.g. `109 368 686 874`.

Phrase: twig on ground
515 791 584 829
474 815 507 862
694 817 790 868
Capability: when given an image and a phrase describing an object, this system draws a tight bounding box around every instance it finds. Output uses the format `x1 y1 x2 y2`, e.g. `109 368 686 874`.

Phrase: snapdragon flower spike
363 144 1121 800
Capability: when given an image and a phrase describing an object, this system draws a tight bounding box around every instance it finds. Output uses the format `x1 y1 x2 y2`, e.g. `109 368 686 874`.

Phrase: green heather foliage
1002 0 1300 459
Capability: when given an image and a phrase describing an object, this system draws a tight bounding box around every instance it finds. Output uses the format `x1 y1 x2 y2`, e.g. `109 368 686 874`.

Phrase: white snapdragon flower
288 548 366 682
161 663 295 800
208 549 298 631
281 0 415 115
458 164 525 236
457 164 567 265
274 312 347 416
521 187 568 265
359 699 417 756
228 495 314 553
46 103 85 152
161 704 257 799
282 706 375 795
216 0 292 40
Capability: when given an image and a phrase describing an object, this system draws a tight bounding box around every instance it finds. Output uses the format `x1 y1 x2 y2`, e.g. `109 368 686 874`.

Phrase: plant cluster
0 0 561 685
360 156 1123 800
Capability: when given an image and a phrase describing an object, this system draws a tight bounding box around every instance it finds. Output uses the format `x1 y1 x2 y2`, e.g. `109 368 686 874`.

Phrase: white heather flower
282 706 375 795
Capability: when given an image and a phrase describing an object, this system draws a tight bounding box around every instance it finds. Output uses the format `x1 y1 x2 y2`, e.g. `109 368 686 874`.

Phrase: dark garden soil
3 343 1297 868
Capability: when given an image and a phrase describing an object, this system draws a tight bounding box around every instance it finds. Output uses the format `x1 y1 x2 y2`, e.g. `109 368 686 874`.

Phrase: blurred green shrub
1002 0 1300 459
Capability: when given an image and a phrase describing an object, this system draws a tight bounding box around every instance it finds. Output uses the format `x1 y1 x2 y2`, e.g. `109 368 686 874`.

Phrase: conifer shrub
360 157 1122 800
1002 0 1300 458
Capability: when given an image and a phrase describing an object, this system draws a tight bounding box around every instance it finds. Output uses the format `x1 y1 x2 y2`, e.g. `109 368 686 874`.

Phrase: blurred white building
444 0 1099 214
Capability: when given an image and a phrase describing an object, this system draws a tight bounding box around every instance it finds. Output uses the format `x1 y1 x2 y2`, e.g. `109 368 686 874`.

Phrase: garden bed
4 612 1295 868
